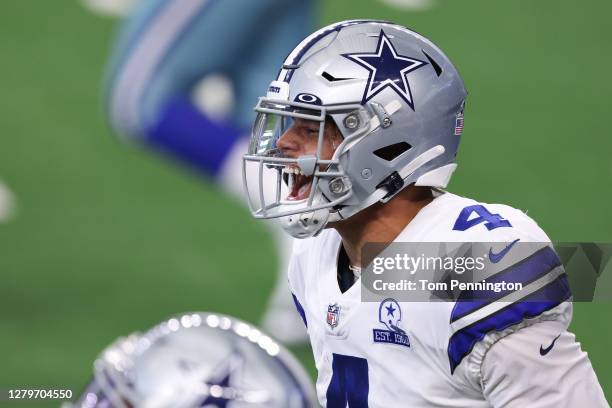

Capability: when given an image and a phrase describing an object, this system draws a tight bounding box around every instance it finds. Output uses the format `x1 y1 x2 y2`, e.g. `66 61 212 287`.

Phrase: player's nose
276 126 302 157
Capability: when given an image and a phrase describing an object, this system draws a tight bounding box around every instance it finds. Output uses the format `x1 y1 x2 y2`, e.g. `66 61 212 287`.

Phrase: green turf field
0 0 610 406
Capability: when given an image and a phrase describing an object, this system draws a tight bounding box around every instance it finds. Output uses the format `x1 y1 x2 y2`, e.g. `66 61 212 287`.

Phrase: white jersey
288 192 608 407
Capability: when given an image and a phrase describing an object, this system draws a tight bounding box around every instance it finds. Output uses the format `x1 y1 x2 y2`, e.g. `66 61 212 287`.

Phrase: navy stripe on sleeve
448 274 571 374
450 246 562 323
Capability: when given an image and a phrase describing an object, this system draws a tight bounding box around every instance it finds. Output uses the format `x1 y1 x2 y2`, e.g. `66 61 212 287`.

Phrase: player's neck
332 186 433 268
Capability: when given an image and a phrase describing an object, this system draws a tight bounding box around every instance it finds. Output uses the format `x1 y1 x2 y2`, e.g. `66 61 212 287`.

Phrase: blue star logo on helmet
343 30 428 110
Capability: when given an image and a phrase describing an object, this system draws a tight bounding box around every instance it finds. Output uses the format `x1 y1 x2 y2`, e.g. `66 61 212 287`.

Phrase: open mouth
283 167 313 201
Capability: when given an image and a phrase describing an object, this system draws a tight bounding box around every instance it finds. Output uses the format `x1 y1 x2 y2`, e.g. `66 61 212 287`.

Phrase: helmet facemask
243 97 373 238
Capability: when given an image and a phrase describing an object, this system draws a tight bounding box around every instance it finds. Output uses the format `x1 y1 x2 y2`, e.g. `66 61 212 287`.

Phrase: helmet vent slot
422 50 442 77
373 142 412 161
322 71 353 82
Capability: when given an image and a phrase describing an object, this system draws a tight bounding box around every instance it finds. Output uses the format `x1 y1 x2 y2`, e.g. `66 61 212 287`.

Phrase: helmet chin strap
278 183 329 238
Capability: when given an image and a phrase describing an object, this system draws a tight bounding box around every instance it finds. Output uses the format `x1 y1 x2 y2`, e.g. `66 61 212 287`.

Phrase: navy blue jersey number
453 205 511 231
326 353 369 407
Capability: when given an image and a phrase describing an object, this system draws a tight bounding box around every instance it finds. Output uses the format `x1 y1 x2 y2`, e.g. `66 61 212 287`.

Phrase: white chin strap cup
279 207 330 239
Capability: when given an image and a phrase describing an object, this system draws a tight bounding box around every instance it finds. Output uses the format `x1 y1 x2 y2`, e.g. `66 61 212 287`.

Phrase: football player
65 312 317 407
103 0 314 344
242 20 609 406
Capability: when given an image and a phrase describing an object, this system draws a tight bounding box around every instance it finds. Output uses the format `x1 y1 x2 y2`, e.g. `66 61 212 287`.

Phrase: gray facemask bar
242 97 372 219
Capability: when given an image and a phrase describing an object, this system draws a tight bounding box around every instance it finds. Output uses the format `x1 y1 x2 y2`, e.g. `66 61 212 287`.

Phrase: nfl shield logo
327 304 340 329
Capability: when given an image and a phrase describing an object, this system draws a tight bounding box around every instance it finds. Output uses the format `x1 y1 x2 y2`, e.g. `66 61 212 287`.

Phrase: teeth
288 172 294 191
283 167 306 176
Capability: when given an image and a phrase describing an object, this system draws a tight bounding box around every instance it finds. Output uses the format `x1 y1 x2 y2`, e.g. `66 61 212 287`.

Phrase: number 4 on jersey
326 353 369 408
453 204 511 231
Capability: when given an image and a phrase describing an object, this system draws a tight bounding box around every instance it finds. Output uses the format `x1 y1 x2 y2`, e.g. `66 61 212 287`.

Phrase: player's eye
303 127 318 136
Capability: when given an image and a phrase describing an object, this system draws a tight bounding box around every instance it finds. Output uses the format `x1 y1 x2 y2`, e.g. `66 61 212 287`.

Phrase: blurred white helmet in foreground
66 312 316 408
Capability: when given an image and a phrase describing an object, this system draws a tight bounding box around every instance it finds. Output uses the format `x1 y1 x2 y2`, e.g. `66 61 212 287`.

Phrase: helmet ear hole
373 142 412 161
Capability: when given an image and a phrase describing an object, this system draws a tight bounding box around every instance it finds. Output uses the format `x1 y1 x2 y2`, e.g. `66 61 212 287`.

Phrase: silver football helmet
243 20 467 238
65 312 316 408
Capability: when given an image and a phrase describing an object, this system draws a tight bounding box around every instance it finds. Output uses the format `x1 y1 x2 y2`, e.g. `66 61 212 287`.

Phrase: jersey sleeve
479 320 609 407
446 202 574 383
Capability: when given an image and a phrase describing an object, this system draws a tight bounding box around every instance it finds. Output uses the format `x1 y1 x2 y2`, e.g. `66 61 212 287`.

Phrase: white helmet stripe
277 19 389 83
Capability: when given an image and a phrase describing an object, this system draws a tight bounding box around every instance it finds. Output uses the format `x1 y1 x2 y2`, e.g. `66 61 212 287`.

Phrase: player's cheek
319 141 334 162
